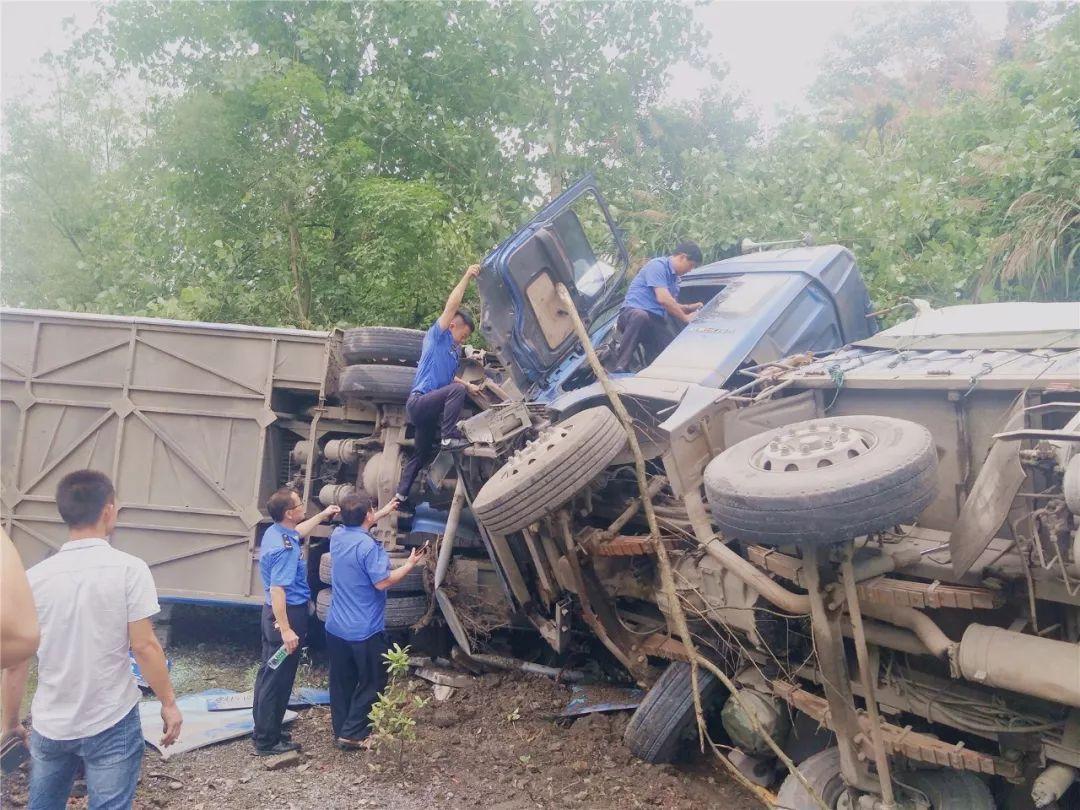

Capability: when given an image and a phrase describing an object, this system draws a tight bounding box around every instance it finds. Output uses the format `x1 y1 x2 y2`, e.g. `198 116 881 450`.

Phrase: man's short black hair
673 241 703 265
452 309 475 332
56 469 115 529
267 487 300 522
339 491 375 527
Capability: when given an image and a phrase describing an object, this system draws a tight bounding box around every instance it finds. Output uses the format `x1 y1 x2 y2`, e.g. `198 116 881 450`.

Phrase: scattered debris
461 649 589 683
558 684 645 718
263 749 303 771
432 684 456 702
415 667 474 689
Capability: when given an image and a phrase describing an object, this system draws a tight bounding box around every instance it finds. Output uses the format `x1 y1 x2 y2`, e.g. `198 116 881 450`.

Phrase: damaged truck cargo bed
3 175 1079 807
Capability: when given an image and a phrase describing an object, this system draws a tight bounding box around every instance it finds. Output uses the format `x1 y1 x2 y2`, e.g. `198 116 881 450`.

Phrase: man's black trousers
613 307 675 371
252 602 309 750
396 382 467 498
327 630 390 741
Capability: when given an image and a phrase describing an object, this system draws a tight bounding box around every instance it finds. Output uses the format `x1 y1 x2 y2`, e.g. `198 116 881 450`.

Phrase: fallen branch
555 283 828 810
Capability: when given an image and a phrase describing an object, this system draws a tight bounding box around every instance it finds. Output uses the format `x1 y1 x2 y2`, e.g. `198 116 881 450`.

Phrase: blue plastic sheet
139 689 297 760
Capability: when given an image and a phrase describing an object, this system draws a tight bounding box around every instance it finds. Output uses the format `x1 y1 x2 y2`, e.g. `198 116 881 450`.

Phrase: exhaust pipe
958 624 1080 708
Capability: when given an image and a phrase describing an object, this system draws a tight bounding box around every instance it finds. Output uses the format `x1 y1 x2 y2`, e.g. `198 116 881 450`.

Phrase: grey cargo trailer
0 308 338 605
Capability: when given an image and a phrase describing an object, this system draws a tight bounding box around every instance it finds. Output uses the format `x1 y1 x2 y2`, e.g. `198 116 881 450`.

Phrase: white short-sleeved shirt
27 538 160 740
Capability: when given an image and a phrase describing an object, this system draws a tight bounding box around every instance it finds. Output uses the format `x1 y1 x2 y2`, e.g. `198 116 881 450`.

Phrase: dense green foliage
2 2 1076 329
632 4 1080 306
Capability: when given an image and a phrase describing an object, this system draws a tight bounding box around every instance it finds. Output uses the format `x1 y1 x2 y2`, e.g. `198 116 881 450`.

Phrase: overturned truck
454 179 1080 807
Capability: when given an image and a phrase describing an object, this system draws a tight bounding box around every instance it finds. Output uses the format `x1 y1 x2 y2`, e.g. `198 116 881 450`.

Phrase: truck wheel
472 406 627 536
623 662 720 764
704 415 937 547
342 327 424 366
315 587 332 622
387 552 426 593
337 364 415 402
899 769 995 808
321 552 425 592
775 747 848 808
385 594 428 629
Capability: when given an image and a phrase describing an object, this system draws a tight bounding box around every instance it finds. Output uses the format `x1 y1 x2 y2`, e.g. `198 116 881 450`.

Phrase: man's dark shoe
253 740 300 756
279 729 292 743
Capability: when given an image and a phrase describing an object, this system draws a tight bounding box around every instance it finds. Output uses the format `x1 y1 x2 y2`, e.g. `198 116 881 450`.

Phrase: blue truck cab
478 175 877 419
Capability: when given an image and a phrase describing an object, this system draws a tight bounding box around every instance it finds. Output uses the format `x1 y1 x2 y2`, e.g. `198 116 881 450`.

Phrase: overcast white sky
2 0 1010 126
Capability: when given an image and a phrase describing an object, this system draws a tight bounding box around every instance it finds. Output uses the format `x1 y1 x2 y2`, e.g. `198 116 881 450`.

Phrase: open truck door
478 175 628 392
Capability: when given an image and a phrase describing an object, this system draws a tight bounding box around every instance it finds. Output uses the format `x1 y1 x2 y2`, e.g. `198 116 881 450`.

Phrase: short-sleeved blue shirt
324 525 392 642
622 256 679 318
259 523 310 606
410 322 461 396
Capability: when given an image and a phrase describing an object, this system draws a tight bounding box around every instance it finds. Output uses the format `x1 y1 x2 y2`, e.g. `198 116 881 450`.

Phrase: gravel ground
2 606 759 809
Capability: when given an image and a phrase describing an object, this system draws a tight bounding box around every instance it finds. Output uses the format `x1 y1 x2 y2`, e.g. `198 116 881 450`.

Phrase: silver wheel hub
753 422 876 473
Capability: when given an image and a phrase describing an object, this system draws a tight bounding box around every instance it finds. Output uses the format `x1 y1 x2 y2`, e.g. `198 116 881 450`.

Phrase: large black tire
899 769 996 808
623 662 720 764
385 594 428 629
472 406 627 536
315 587 332 622
704 415 937 547
387 552 426 593
319 551 425 592
315 589 428 629
336 364 415 402
341 327 424 366
775 747 848 809
777 750 997 809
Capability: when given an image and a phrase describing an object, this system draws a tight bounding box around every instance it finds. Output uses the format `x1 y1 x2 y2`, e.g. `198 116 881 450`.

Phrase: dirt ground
2 606 758 810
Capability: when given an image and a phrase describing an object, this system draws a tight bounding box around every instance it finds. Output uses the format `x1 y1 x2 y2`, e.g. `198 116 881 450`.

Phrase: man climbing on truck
611 241 704 373
395 264 483 505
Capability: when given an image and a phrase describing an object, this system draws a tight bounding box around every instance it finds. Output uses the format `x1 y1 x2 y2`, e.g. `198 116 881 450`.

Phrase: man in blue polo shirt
253 488 339 755
325 491 425 749
612 241 704 372
395 263 483 503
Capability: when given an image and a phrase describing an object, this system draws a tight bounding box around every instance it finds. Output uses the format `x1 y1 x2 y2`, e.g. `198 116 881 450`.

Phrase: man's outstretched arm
654 287 695 324
437 264 481 330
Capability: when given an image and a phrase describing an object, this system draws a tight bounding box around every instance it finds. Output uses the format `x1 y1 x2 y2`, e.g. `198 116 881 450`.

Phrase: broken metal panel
0 308 330 604
950 403 1027 577
720 390 820 449
140 689 297 759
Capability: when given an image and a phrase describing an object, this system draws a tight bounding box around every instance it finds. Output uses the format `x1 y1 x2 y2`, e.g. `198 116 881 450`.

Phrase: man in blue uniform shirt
612 241 704 372
325 491 425 749
253 488 339 755
395 263 483 503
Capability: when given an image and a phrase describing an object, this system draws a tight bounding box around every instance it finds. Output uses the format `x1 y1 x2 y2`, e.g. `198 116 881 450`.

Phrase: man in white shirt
0 470 182 810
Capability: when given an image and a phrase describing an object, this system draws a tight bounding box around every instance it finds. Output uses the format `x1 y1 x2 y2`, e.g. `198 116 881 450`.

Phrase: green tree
2 0 712 328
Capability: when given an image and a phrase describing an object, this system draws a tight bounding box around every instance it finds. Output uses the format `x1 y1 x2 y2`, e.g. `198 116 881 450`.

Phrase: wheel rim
495 422 576 481
751 422 877 473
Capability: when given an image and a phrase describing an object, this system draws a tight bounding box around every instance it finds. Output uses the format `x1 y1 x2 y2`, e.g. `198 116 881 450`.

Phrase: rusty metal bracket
770 681 1023 779
593 534 683 557
556 510 655 684
747 545 1003 609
